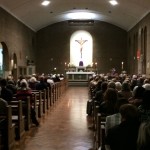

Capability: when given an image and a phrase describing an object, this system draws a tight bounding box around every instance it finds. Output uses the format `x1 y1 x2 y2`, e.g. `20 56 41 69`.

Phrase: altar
66 71 94 86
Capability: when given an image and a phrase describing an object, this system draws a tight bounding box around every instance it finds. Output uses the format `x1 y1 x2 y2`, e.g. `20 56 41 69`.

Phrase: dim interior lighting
41 0 50 6
109 0 118 6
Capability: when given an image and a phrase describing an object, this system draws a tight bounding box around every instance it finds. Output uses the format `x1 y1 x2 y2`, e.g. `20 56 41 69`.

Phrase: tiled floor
14 87 93 150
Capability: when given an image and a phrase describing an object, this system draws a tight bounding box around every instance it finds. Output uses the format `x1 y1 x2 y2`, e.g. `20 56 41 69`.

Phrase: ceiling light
41 0 50 6
109 0 118 6
67 12 96 20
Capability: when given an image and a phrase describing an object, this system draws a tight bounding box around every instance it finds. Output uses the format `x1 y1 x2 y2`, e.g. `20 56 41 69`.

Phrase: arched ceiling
0 0 150 31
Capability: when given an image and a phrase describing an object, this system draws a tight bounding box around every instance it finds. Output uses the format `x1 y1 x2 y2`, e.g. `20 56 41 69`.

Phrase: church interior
0 0 150 150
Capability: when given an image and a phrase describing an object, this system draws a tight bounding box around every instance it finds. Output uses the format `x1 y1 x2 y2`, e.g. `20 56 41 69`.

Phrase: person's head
115 82 122 91
104 88 118 104
137 122 150 150
7 80 15 85
39 76 45 82
121 81 131 91
142 90 150 108
108 81 116 89
119 104 139 122
95 80 102 90
29 77 37 83
101 82 108 92
0 79 7 87
133 86 145 99
20 79 28 88
143 83 150 91
143 78 150 84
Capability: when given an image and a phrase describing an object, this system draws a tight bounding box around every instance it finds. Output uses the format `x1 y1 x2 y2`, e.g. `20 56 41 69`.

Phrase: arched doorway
11 53 17 81
0 43 3 77
0 42 10 78
70 30 93 67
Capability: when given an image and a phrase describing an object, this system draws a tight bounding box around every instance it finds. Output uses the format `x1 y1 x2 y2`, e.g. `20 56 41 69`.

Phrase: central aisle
17 87 93 150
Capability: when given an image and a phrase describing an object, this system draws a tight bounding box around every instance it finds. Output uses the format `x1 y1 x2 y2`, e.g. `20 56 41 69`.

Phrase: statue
75 38 87 59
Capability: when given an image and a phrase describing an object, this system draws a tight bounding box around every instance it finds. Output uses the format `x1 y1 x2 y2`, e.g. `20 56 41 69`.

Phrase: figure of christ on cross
75 38 87 58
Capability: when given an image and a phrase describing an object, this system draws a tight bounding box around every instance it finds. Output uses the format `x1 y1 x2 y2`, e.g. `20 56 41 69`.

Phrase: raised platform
67 66 94 72
66 71 94 86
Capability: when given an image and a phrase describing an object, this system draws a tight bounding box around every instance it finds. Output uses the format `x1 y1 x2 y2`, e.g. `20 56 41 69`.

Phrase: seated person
99 88 118 116
0 98 8 115
118 82 132 100
7 80 17 94
16 80 39 126
35 76 47 90
105 104 140 150
105 98 128 135
28 76 38 90
128 86 145 107
0 78 13 102
137 121 150 150
94 82 108 105
138 90 150 122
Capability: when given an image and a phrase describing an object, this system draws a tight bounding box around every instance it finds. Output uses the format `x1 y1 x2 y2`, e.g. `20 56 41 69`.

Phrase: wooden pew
0 106 15 150
32 92 42 118
46 87 50 109
11 100 25 140
93 102 99 149
92 100 106 150
22 97 31 130
53 84 56 103
50 85 55 104
55 82 59 101
32 90 46 117
49 85 53 106
10 97 31 131
96 113 106 150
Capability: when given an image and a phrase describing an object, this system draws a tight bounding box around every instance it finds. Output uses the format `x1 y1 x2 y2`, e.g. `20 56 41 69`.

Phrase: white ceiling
0 0 150 31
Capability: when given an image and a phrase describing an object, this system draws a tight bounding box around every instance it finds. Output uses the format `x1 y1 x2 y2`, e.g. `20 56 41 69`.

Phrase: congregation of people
0 73 65 126
88 73 150 150
1 70 150 150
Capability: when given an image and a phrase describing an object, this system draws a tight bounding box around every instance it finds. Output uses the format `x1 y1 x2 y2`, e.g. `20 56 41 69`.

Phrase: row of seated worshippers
88 73 150 150
0 73 64 126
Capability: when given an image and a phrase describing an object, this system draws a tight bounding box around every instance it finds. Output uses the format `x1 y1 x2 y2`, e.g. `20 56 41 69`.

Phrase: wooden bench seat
0 106 16 150
96 113 106 150
32 90 47 117
9 97 31 131
10 100 25 140
32 92 43 118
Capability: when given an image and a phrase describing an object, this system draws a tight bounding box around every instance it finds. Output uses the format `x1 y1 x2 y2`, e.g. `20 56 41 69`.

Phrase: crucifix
75 38 87 58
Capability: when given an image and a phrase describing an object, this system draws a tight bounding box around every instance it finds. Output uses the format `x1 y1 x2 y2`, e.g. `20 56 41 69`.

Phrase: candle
121 62 124 70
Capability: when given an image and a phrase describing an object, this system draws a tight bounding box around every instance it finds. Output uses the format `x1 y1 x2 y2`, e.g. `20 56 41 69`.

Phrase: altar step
68 81 89 86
